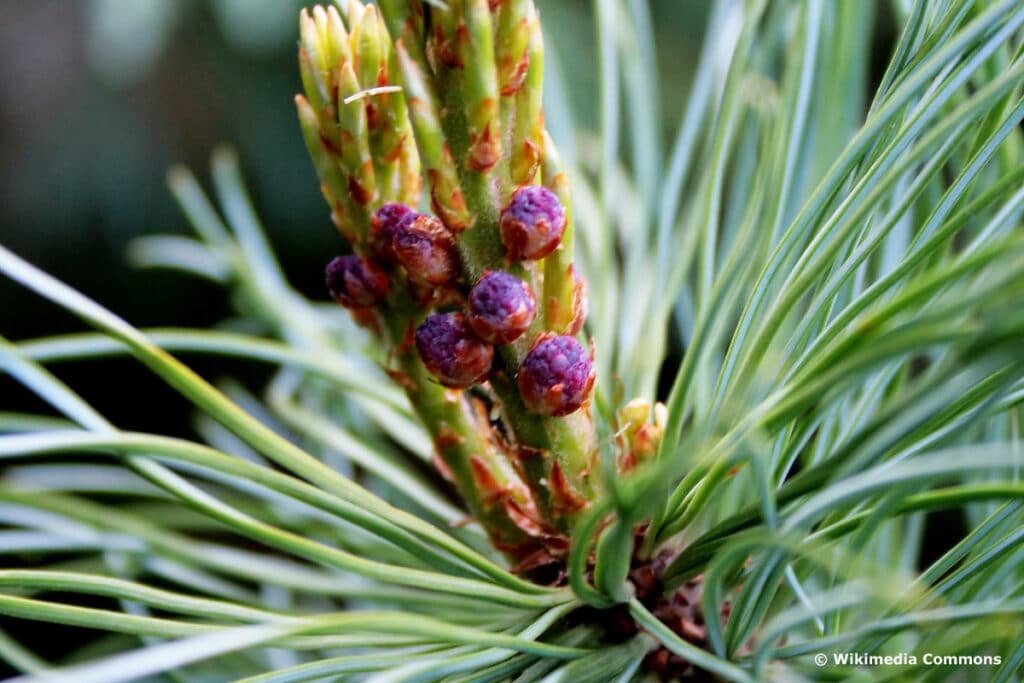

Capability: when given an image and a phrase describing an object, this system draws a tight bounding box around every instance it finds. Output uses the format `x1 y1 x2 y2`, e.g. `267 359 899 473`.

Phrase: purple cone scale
370 202 416 265
394 214 458 286
499 185 567 261
325 254 389 308
467 271 537 344
517 335 595 416
416 313 494 388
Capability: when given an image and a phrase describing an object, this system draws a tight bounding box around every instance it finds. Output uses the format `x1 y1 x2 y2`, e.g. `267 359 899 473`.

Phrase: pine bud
517 335 595 416
370 202 416 264
617 398 664 471
619 398 651 429
325 254 390 308
499 185 566 260
394 214 459 286
467 271 537 344
415 312 494 388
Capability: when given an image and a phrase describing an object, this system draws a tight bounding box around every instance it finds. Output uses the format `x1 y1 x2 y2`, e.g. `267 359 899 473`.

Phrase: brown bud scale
549 461 589 515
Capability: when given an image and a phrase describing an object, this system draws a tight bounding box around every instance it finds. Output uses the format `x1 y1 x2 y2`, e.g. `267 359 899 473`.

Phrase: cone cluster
328 188 592 416
298 0 604 555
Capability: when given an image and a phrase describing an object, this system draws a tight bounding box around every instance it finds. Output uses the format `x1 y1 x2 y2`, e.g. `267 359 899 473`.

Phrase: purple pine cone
499 185 567 261
325 254 389 308
394 214 459 286
415 312 494 388
467 271 537 344
370 202 416 265
517 335 595 416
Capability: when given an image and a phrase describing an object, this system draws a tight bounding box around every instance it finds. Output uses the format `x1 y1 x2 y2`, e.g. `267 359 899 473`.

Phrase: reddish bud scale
500 51 530 96
549 461 589 514
517 335 595 416
394 214 459 286
467 271 537 344
568 265 588 335
500 185 566 261
370 202 416 265
415 312 494 388
468 121 501 172
325 255 389 308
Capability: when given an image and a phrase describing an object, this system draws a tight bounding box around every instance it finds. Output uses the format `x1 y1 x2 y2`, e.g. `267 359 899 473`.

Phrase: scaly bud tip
416 312 495 388
500 185 566 260
326 254 390 308
467 270 537 344
517 335 594 416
